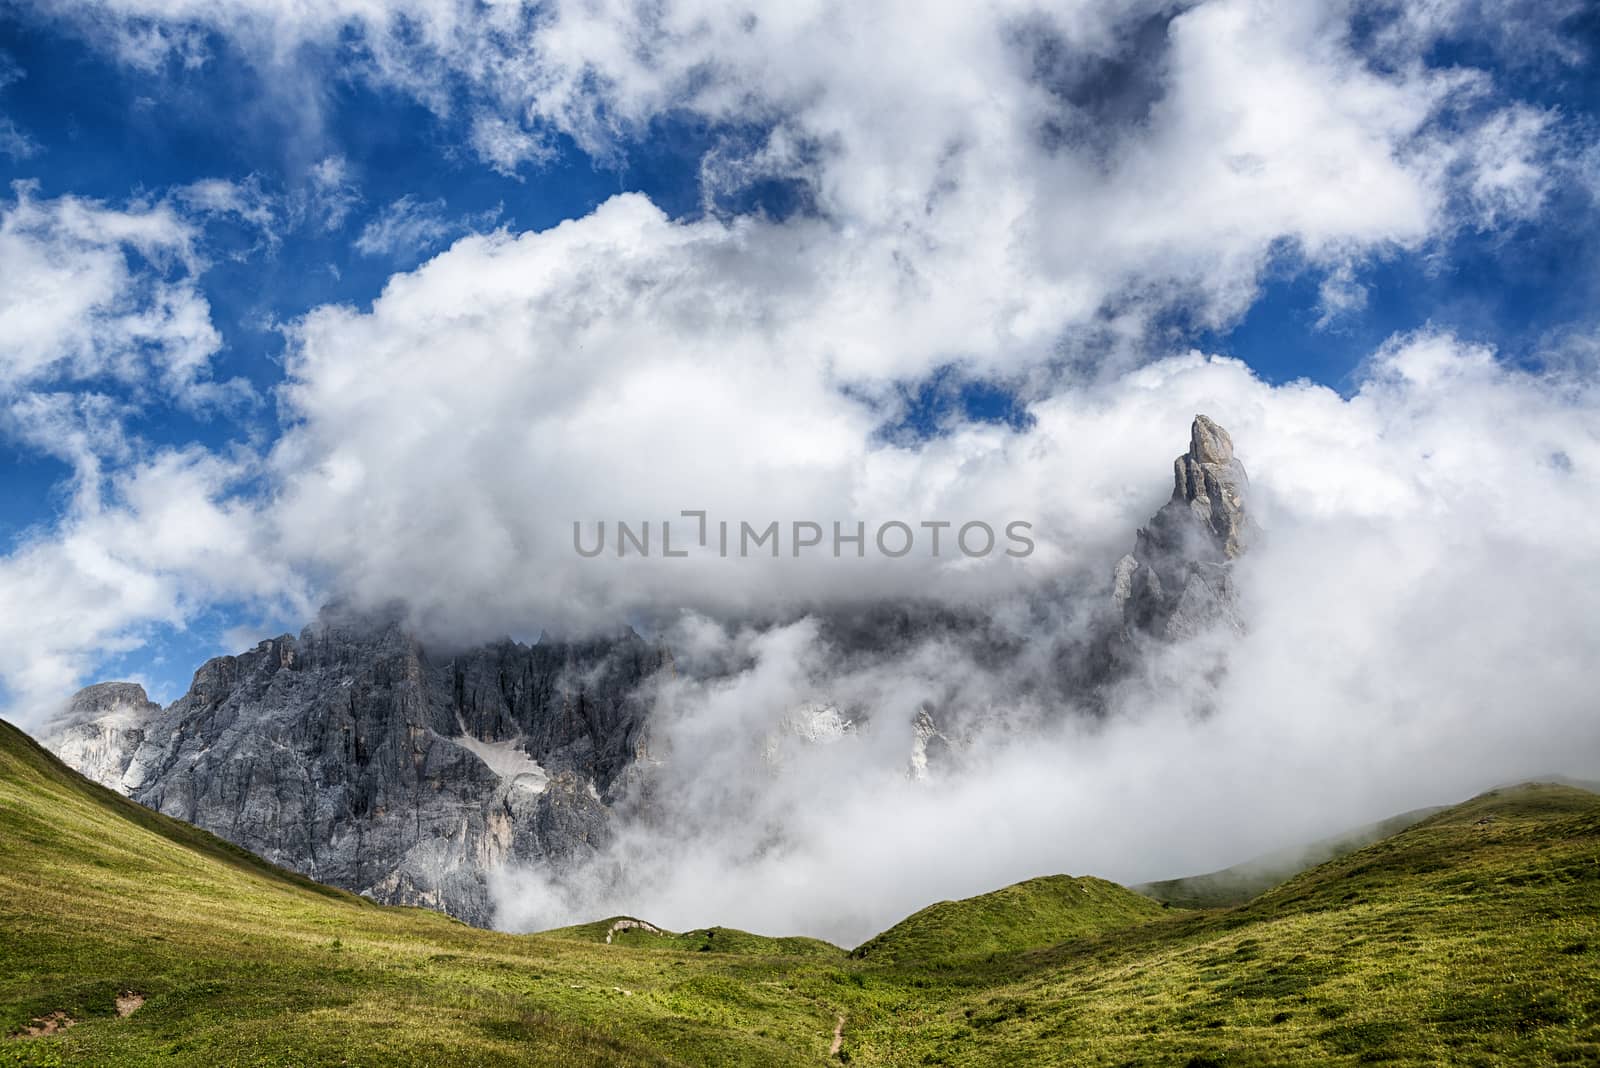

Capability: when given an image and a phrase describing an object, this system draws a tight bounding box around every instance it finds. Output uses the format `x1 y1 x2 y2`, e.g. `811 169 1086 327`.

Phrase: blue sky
1 0 1598 714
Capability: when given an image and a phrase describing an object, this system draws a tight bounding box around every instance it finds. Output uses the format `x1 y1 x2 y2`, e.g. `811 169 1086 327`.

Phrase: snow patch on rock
452 732 550 790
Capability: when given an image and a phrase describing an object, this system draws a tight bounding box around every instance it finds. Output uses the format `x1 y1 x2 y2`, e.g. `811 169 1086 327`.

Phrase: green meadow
3 718 1598 1066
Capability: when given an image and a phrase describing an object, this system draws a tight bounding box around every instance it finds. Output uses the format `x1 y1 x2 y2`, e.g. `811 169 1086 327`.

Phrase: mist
488 336 1600 946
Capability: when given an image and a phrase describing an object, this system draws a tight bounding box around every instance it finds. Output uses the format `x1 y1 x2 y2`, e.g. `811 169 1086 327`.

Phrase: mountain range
39 416 1252 926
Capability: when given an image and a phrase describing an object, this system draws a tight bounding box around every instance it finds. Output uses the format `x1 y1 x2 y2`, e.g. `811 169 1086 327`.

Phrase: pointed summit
1113 415 1252 639
1188 413 1233 465
1171 414 1250 560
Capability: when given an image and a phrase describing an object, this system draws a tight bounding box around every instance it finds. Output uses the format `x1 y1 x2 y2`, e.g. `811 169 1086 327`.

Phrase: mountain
38 415 1252 929
38 605 668 926
42 681 162 791
1113 412 1251 640
6 717 1599 1065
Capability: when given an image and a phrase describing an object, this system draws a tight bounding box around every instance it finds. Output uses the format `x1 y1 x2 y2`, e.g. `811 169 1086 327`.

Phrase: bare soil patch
12 1011 75 1038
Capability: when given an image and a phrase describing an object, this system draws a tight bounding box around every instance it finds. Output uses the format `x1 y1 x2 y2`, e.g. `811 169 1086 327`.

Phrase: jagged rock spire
1113 415 1251 639
1172 414 1249 560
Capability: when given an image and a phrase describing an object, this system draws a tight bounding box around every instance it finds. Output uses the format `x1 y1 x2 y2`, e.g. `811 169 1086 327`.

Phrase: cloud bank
490 333 1600 943
0 0 1591 714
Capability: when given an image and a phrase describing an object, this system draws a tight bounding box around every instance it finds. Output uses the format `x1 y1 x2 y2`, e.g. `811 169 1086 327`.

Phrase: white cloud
0 116 38 160
0 183 274 723
0 445 310 724
0 183 227 402
0 52 38 159
1459 104 1557 228
487 330 1600 942
305 154 360 230
1315 259 1369 327
176 175 278 233
34 1 1583 338
352 194 497 257
468 113 551 177
1364 0 1594 71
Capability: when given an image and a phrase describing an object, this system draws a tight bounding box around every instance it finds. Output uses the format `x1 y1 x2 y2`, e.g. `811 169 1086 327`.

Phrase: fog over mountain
45 389 1600 943
3 0 1600 944
482 376 1600 943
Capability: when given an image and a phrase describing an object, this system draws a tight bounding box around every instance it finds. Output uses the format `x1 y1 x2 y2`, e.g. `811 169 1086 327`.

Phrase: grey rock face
1114 414 1252 639
43 681 161 791
908 707 954 781
44 605 667 927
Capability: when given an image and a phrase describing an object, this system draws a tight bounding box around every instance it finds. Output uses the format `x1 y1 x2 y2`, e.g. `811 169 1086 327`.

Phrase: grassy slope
851 876 1165 965
1136 805 1446 909
0 720 847 1067
4 716 1600 1066
841 784 1600 1066
547 918 843 958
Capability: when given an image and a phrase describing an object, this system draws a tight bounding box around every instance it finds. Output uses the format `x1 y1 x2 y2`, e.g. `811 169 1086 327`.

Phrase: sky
0 0 1598 723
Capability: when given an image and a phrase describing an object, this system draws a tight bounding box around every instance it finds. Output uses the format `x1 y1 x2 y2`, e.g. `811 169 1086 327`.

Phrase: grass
546 918 845 958
851 876 1166 965
1134 806 1445 909
0 720 843 1066
3 717 1599 1065
838 784 1600 1066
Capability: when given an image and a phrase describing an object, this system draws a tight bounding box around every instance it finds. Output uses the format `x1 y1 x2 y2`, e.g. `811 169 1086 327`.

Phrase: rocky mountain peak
1172 413 1249 561
38 416 1259 929
44 681 161 792
40 610 668 926
1114 414 1252 639
1188 413 1233 466
63 680 157 719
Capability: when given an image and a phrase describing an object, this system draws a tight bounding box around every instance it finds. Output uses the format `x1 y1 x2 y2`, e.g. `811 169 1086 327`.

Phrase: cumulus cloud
271 193 1090 638
0 445 311 723
0 2 1592 683
30 0 1583 338
0 182 227 402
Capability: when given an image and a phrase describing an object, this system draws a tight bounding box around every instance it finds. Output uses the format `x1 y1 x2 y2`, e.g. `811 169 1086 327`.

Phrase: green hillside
839 783 1600 1065
852 875 1165 965
0 719 845 1066
4 716 1600 1066
1136 805 1445 909
545 917 844 958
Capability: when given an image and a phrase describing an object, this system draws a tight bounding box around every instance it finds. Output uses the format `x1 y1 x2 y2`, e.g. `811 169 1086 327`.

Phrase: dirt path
830 1014 845 1057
